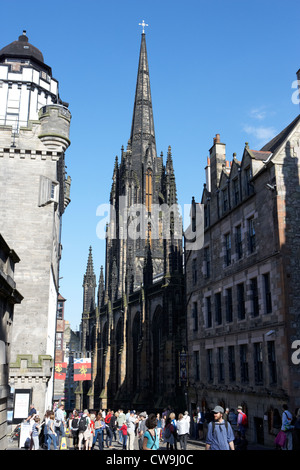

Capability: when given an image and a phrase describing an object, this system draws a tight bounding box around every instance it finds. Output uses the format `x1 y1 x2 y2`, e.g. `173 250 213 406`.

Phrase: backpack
164 425 171 439
241 413 248 427
71 418 79 430
145 430 159 450
78 416 88 432
212 420 228 435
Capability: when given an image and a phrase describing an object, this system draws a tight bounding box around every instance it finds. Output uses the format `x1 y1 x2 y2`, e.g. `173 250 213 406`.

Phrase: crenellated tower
0 31 71 414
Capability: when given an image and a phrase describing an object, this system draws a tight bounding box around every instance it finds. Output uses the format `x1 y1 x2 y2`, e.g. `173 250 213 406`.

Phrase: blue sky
1 0 299 329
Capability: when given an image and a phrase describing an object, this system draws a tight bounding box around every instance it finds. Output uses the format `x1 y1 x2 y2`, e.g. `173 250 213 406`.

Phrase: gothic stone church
79 32 186 412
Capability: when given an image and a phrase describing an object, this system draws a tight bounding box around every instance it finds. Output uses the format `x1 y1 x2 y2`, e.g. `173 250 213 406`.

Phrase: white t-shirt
177 416 190 435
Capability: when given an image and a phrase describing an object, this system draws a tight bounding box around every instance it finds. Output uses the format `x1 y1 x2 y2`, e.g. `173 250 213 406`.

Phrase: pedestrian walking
196 407 204 440
117 409 126 444
42 411 50 449
236 406 248 437
138 412 147 450
126 411 137 450
176 413 190 450
105 410 114 448
205 405 235 450
164 417 175 450
143 413 160 450
30 416 40 450
47 412 57 450
78 409 90 450
281 404 294 450
156 413 162 440
169 412 178 450
228 408 238 430
120 421 128 450
54 403 66 447
70 411 80 450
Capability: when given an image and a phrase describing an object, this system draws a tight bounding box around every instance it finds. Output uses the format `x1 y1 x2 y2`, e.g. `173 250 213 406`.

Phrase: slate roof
248 150 272 161
0 31 51 74
260 114 300 154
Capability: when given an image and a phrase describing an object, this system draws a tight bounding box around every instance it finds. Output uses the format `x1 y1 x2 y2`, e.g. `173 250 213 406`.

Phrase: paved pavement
6 434 273 451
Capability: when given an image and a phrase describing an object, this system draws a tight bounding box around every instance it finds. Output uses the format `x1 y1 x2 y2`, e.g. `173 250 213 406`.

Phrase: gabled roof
260 114 300 154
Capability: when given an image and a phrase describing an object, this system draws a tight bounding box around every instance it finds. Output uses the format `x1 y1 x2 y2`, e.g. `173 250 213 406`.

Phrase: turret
38 104 71 151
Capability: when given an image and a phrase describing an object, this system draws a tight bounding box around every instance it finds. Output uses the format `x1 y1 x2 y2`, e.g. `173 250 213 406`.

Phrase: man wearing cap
138 412 147 450
237 406 248 437
126 411 138 450
205 406 235 450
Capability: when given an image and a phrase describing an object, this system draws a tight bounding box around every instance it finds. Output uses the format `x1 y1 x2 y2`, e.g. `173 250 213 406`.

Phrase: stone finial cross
139 20 148 34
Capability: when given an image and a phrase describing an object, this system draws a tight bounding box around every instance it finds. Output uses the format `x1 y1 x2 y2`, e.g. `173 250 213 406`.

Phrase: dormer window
245 166 254 196
233 177 240 205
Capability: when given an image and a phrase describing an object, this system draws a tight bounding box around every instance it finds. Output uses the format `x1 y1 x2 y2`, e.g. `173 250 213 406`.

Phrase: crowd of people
31 405 192 451
20 401 300 451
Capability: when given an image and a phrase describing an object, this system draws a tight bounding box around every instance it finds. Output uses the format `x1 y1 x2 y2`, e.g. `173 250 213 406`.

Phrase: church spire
129 31 156 162
83 246 97 313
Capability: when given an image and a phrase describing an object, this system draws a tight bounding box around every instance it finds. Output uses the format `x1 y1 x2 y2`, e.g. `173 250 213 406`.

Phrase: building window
240 344 249 383
223 188 228 213
250 277 259 317
192 258 197 285
245 166 254 195
235 225 243 259
263 273 272 313
57 302 63 320
254 342 264 385
56 332 63 351
267 341 277 385
192 302 198 332
233 178 240 206
225 288 233 322
237 283 246 320
204 204 209 228
218 347 224 383
215 292 222 325
248 217 256 253
39 176 59 207
204 246 210 278
224 233 231 266
193 351 200 381
206 296 212 328
145 169 152 214
228 345 236 382
207 349 214 382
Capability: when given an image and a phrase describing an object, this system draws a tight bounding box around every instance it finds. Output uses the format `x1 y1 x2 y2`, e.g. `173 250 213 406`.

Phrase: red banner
74 358 91 381
54 362 67 380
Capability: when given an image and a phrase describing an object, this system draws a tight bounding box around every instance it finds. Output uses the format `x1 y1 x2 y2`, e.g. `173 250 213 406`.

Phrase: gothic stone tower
82 31 186 412
0 31 71 414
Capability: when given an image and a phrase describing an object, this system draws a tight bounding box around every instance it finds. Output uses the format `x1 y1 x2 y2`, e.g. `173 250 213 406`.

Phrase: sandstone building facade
0 32 71 415
185 105 300 446
0 235 22 449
